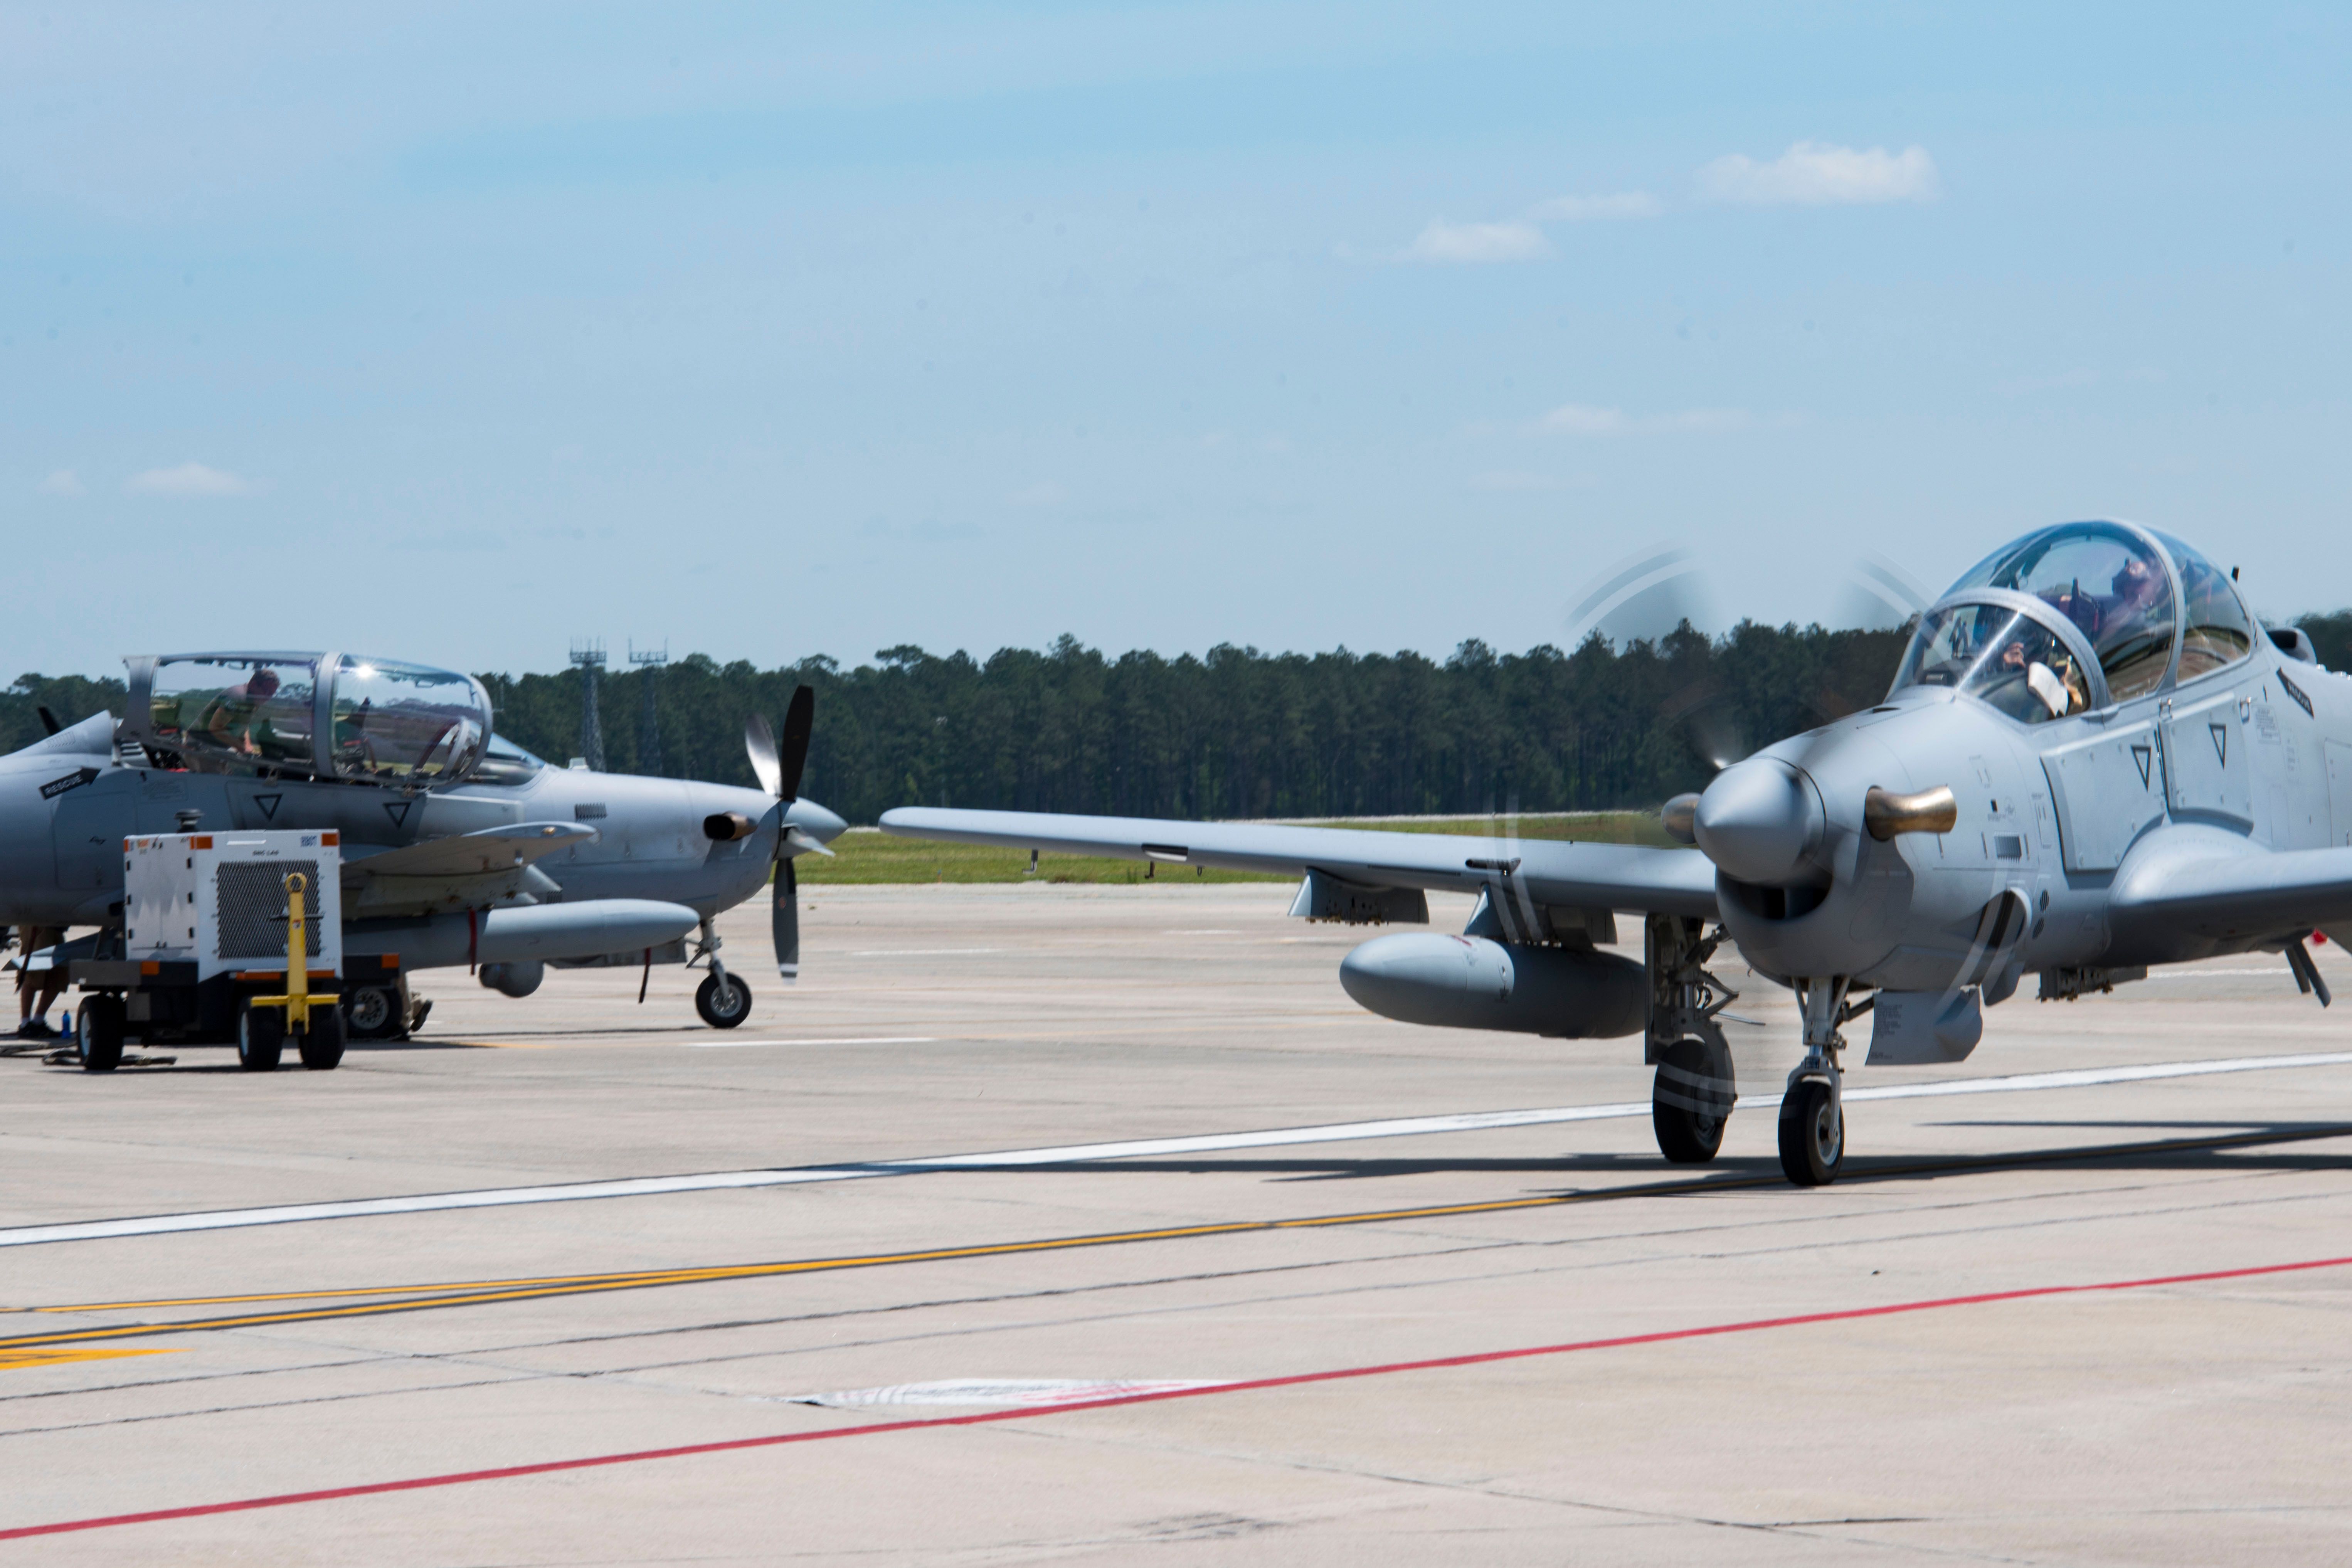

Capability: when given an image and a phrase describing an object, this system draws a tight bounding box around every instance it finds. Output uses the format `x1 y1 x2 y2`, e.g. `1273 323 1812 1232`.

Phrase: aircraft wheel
695 971 752 1029
237 1004 285 1072
1777 1078 1844 1186
344 984 402 1041
76 995 126 1073
1651 1038 1730 1163
299 1006 347 1071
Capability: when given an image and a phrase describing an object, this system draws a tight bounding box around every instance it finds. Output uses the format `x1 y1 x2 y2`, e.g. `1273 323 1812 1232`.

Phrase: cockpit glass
1892 604 2089 724
1946 522 2174 700
473 734 547 786
2152 531 2254 681
329 656 490 782
148 656 320 772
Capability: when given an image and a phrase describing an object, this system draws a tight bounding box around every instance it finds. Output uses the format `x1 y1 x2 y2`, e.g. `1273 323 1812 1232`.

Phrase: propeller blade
745 714 782 798
772 856 799 982
36 705 61 737
776 685 814 804
781 824 837 858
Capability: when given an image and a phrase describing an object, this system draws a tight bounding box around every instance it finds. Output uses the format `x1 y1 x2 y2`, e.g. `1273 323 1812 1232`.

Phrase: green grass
796 811 1674 885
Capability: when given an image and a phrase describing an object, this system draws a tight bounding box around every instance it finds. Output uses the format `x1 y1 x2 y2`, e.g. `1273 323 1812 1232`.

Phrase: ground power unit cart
69 829 347 1072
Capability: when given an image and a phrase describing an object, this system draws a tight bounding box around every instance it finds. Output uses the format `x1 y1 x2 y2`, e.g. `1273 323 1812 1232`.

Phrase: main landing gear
1645 916 1741 1165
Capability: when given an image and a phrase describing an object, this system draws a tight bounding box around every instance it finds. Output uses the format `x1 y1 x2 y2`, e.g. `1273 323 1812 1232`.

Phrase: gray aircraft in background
885 521 2352 1186
0 651 843 1045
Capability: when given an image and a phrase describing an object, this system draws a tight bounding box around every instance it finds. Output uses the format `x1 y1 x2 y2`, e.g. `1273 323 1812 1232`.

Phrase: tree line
12 612 2347 823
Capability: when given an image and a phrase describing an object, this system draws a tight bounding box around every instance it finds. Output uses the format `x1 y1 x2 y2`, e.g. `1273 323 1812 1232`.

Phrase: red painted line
7 1250 2347 1542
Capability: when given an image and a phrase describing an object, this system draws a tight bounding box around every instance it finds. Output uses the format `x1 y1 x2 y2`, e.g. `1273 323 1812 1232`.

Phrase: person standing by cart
13 925 67 1040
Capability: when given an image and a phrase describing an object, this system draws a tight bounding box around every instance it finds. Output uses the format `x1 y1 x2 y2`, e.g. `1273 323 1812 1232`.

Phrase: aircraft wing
2111 839 2352 941
878 807 1719 918
342 821 597 917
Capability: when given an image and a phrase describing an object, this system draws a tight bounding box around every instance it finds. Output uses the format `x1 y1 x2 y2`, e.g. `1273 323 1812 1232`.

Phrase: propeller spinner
744 685 830 981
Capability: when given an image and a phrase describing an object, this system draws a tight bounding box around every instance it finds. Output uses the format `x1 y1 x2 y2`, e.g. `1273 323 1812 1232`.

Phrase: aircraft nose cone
1694 758 1826 886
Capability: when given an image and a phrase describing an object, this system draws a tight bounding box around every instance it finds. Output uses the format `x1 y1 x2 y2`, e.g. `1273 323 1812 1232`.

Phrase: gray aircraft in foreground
0 651 844 1049
884 521 2352 1186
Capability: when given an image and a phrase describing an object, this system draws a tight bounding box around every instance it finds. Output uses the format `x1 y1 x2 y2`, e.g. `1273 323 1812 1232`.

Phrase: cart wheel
299 1006 346 1070
76 995 126 1073
237 1004 284 1072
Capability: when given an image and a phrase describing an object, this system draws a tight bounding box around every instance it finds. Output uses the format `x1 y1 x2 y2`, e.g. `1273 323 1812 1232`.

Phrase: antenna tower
628 640 668 776
569 639 607 771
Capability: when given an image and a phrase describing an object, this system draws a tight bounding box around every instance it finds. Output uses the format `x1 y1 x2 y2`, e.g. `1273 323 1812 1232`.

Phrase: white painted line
4 1051 2347 1249
785 1378 1230 1409
686 1036 939 1050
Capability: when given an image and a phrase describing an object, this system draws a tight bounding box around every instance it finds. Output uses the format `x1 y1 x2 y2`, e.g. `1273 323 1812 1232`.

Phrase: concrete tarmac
3 882 2351 1563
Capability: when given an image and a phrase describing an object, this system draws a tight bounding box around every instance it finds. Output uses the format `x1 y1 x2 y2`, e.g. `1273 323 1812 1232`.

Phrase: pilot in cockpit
199 667 281 757
1979 629 2085 722
2105 554 2165 628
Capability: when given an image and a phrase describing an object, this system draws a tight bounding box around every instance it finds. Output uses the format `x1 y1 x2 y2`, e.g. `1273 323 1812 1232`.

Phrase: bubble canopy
1893 522 2255 714
125 652 493 785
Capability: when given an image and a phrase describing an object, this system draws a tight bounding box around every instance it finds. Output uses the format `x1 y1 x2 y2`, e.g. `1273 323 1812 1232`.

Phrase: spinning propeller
1567 544 1934 851
744 685 831 981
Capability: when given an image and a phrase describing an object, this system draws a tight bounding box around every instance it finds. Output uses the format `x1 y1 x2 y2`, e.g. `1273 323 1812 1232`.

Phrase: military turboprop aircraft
883 522 2350 1186
0 652 845 1058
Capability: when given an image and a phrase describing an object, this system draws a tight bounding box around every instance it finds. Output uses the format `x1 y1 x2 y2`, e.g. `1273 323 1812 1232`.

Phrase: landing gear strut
1645 916 1740 1164
1777 978 1849 1186
690 917 752 1029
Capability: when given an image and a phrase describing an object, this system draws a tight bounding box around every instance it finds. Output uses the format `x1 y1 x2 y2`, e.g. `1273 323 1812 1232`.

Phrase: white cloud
1541 404 1753 436
125 461 257 497
37 469 84 496
1698 141 1939 207
1405 219 1551 264
1526 192 1664 222
1542 404 1630 435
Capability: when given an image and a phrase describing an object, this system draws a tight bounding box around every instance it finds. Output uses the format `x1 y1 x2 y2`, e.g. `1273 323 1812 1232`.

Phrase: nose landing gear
1778 978 1851 1186
690 916 752 1029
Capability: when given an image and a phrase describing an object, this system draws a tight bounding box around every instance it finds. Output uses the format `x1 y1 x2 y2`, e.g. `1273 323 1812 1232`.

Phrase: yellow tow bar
246 871 319 1033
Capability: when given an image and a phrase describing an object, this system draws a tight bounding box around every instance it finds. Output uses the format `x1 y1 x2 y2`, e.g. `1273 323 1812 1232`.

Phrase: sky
6 2 2349 680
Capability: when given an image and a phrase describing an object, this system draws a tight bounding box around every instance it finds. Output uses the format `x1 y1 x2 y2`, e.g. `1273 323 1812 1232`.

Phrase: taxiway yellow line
8 1122 2345 1355
0 1348 180 1371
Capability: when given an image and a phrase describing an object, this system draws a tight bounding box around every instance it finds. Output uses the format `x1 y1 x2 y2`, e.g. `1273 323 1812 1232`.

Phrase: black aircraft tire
299 1007 347 1071
695 972 752 1030
1777 1079 1844 1186
344 985 401 1041
1651 1040 1730 1164
237 1005 285 1072
76 995 126 1073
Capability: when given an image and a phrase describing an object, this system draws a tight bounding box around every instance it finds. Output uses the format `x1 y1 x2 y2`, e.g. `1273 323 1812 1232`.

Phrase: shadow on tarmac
998 1122 2352 1187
